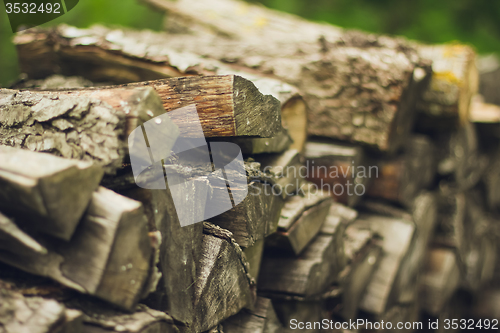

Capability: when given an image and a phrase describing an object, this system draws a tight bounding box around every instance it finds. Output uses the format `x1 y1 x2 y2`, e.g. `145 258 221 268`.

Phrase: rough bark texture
416 44 478 126
0 146 102 240
0 86 167 174
141 0 432 152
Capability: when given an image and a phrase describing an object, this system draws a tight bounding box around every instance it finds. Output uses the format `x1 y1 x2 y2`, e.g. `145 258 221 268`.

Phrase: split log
208 161 286 248
0 187 152 310
258 233 337 297
222 297 282 333
195 223 256 332
0 146 102 240
0 279 83 333
117 185 204 328
256 149 303 197
319 202 358 278
140 0 432 152
243 239 265 283
360 192 439 304
13 27 305 142
337 225 382 320
420 247 461 316
366 135 436 207
355 213 415 316
0 85 170 174
415 43 478 127
304 140 372 206
266 187 332 255
434 121 487 190
477 54 500 106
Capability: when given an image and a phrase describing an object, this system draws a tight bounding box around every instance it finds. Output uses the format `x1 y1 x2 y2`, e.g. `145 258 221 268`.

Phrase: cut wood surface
140 0 432 152
222 297 282 333
304 140 371 206
0 146 102 240
355 213 415 316
258 233 337 297
366 135 436 207
416 43 478 125
243 239 265 283
0 187 152 310
195 223 256 332
266 188 332 255
0 85 170 174
208 162 285 248
256 149 303 197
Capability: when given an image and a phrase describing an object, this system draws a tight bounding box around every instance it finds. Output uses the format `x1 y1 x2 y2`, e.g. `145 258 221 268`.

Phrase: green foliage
1 0 500 86
0 0 164 86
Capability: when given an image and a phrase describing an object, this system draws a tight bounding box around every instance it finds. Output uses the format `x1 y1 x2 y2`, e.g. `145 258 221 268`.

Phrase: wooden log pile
1 0 499 332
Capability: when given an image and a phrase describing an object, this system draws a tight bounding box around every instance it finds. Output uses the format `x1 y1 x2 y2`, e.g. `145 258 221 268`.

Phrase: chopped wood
0 146 103 240
304 140 371 206
421 247 461 316
222 297 282 333
195 223 256 332
355 213 415 316
140 0 432 152
338 225 382 320
0 85 171 174
478 54 500 106
256 149 303 198
266 188 332 255
208 161 285 248
0 187 152 310
258 233 337 297
243 239 265 283
416 43 478 126
366 135 436 207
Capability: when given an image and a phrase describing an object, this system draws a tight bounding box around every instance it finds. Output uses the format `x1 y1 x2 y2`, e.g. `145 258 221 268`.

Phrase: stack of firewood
1 0 499 332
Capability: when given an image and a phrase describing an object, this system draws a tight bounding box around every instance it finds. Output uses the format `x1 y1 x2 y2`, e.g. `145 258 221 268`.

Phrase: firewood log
420 247 461 316
266 187 332 255
0 146 102 240
195 223 256 333
477 54 500 107
337 225 382 321
243 239 265 283
366 135 436 207
304 140 372 206
222 297 282 333
415 44 478 128
258 233 337 297
0 85 171 174
13 26 306 146
354 213 415 316
0 187 152 310
208 161 286 248
138 0 432 152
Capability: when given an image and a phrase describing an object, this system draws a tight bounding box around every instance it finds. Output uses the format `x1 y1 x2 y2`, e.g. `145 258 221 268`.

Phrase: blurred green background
1 0 500 86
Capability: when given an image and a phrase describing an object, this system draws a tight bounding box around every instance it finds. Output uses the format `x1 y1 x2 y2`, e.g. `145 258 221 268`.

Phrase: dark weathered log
482 147 500 212
320 202 358 279
266 188 332 255
208 161 285 248
271 299 330 333
0 146 102 240
415 44 478 126
0 279 82 333
304 140 372 206
337 225 382 320
0 85 170 174
0 211 48 257
355 213 415 316
243 239 265 283
366 135 436 207
258 233 337 297
256 149 303 197
420 247 461 316
222 297 282 333
0 187 152 310
140 0 432 152
118 185 204 328
434 122 487 190
195 223 256 333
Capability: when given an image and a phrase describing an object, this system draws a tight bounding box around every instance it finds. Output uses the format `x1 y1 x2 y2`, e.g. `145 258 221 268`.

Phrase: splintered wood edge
233 76 282 137
203 222 256 288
